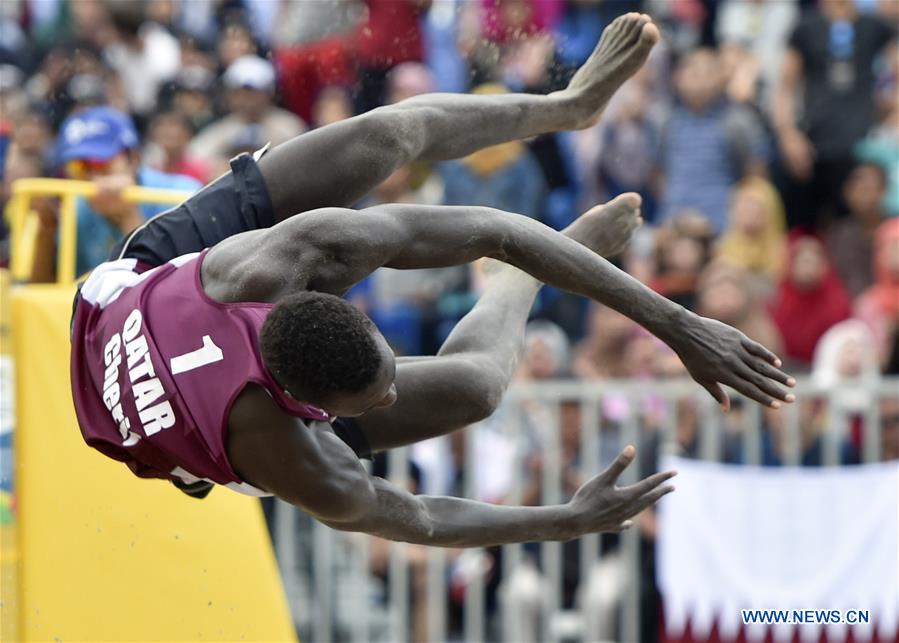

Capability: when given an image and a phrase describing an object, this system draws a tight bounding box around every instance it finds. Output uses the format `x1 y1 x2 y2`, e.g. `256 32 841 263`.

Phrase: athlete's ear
283 387 315 406
375 384 398 409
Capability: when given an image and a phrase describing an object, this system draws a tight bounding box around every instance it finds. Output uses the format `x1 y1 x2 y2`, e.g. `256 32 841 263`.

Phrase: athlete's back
71 251 329 494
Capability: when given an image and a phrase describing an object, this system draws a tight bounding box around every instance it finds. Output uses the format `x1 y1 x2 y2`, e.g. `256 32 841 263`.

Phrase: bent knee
457 356 506 422
361 109 426 164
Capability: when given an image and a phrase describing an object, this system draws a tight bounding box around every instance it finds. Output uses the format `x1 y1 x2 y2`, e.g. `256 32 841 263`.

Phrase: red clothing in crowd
854 218 899 358
275 39 356 124
862 219 899 320
771 235 852 365
480 0 561 43
355 0 426 68
162 157 211 185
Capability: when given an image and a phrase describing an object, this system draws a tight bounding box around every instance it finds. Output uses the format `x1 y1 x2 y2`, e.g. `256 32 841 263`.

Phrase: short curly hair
259 292 382 402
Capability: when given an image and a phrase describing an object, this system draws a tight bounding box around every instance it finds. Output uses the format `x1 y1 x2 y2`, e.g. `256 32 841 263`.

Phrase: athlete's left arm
226 386 675 547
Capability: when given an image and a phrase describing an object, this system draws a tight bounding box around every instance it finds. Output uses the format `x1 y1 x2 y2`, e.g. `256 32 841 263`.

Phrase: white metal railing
270 377 899 643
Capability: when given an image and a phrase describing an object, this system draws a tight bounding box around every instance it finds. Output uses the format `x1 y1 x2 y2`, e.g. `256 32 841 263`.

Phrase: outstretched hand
670 312 796 411
568 446 676 535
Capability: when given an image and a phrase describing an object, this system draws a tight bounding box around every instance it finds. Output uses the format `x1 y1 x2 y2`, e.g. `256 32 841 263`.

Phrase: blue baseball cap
56 107 139 164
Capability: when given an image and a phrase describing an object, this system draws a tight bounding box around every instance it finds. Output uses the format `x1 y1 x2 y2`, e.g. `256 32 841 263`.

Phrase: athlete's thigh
112 152 276 267
354 355 498 452
257 112 406 221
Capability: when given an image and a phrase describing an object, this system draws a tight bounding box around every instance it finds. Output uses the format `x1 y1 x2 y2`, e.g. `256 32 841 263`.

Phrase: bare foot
478 193 642 286
562 13 660 128
563 193 643 258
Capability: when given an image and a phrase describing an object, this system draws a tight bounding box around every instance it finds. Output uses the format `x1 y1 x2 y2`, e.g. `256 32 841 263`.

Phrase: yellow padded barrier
1 269 18 643
11 283 297 642
7 178 190 284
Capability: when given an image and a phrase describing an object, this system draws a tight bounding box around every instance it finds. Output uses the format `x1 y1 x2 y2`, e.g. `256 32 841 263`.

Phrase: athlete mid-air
70 14 795 546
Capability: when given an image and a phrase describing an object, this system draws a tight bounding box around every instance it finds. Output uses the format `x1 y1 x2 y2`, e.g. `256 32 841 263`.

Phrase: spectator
24 44 96 129
773 0 896 229
761 399 859 466
66 73 110 113
188 55 306 175
177 35 217 73
521 319 572 380
595 82 661 223
166 67 216 133
503 396 630 643
620 220 659 287
353 0 430 113
422 0 469 94
651 210 715 310
812 319 880 415
854 218 899 363
272 1 358 125
499 37 580 229
855 103 899 217
216 19 259 71
310 86 354 129
771 234 852 368
659 48 767 233
102 0 181 119
573 303 651 432
554 0 639 69
715 0 799 104
2 145 48 268
827 162 888 298
0 65 27 126
716 176 787 295
386 62 435 104
573 303 638 381
441 84 546 219
495 37 586 333
479 0 557 46
144 111 211 184
271 0 360 49
697 260 783 358
7 107 54 168
31 107 201 282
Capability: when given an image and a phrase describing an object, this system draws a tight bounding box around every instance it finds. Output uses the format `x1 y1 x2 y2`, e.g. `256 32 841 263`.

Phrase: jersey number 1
170 335 224 375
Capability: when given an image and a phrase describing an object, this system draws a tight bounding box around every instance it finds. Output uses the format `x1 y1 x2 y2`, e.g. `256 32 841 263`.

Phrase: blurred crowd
2 0 898 371
2 0 898 640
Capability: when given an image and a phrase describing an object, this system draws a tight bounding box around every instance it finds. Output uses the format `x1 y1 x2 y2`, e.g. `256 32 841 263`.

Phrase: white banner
657 457 899 642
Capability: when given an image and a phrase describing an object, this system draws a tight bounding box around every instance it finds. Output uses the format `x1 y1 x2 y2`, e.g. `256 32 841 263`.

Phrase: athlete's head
259 292 397 417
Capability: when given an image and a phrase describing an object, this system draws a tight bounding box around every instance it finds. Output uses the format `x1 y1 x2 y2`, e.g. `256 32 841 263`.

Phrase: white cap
223 55 276 92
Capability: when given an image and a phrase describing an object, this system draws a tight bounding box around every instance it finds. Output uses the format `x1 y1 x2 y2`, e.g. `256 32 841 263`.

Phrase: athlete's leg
258 14 658 221
115 14 656 267
111 153 273 267
355 195 642 451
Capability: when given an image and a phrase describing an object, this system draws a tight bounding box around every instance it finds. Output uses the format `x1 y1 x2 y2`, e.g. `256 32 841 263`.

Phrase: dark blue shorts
110 151 276 267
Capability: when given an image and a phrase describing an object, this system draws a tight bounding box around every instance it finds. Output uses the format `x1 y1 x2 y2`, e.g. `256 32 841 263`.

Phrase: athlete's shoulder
78 253 198 310
229 382 293 429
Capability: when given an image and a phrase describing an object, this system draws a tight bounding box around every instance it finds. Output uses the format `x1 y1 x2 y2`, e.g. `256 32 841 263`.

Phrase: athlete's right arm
227 386 675 547
206 203 794 409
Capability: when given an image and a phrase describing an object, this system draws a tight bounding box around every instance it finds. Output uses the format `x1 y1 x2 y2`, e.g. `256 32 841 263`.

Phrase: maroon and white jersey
70 250 331 495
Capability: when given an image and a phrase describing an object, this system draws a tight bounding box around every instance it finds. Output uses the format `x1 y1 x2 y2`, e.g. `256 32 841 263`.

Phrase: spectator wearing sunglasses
32 107 201 282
